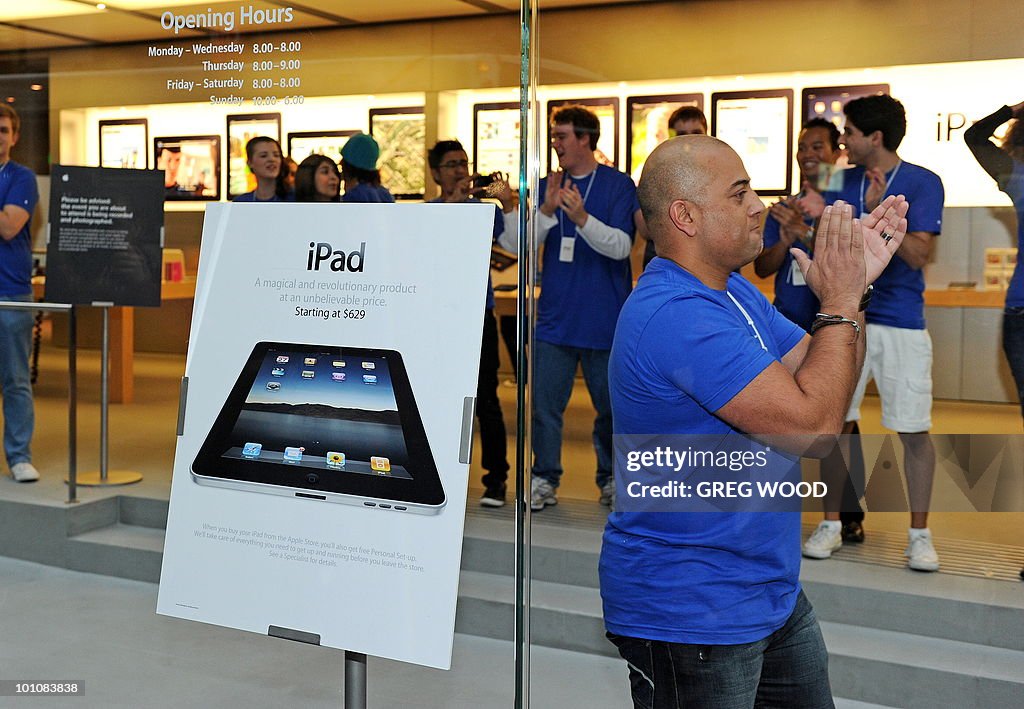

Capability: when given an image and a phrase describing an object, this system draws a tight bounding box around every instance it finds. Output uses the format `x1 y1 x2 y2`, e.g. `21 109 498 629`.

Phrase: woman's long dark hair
294 154 340 202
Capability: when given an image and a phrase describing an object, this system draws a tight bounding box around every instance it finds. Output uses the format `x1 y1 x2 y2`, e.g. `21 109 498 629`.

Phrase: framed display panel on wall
99 119 148 170
227 113 281 200
287 130 358 166
626 93 704 183
711 89 794 196
473 102 520 180
369 107 426 200
802 84 890 130
154 135 221 201
547 98 620 172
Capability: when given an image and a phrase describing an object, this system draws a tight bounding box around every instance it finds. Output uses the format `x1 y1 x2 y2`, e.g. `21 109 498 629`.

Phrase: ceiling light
96 3 107 9
5 97 15 103
30 84 43 91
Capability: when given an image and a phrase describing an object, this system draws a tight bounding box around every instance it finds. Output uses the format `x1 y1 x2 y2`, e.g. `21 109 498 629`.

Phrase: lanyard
558 170 597 239
859 160 902 215
726 291 768 352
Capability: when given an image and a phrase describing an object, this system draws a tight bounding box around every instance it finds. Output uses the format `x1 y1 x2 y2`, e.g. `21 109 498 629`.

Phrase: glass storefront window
0 2 1022 707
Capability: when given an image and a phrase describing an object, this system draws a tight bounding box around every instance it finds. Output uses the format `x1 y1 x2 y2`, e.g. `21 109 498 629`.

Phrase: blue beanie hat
341 132 380 171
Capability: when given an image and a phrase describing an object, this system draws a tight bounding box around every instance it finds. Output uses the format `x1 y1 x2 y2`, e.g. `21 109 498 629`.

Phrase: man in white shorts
803 94 944 571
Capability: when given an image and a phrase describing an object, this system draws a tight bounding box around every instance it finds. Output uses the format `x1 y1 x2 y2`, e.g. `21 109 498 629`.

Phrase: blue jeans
1003 307 1024 420
0 295 34 467
531 340 613 489
608 591 833 709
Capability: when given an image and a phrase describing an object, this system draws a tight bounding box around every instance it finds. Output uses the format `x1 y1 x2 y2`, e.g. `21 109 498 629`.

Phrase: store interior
1 1 1023 706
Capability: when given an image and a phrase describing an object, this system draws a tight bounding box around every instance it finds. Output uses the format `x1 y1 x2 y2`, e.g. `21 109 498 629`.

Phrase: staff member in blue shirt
0 105 40 482
603 134 908 707
504 105 639 511
803 95 944 571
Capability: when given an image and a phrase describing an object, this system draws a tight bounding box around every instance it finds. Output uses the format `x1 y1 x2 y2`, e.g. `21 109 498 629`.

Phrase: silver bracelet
811 313 861 339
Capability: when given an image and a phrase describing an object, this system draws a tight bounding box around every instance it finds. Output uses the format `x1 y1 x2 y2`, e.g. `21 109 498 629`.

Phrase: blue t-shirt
1000 160 1024 307
601 258 806 645
762 212 818 332
430 197 504 310
0 161 38 296
537 164 638 349
825 162 944 329
342 183 395 204
233 190 294 202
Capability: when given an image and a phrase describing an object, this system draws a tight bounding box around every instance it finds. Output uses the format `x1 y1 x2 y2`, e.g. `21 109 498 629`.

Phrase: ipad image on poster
191 342 445 514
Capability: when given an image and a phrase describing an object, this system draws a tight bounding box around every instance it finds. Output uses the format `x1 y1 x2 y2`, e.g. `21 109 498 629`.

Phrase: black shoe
841 521 865 543
480 483 507 508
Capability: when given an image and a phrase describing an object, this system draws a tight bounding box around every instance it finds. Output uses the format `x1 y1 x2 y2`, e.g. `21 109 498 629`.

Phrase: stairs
5 493 1022 708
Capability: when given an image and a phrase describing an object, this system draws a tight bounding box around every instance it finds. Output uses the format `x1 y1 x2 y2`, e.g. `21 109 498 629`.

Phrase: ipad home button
305 473 320 484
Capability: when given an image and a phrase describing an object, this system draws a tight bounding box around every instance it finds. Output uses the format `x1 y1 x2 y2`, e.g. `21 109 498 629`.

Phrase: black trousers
840 422 865 525
478 310 509 487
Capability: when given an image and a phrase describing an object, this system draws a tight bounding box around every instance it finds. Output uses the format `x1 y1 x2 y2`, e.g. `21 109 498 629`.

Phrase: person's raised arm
964 103 1020 184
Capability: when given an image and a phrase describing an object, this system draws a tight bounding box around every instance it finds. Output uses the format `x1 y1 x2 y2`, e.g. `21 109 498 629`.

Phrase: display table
34 277 197 404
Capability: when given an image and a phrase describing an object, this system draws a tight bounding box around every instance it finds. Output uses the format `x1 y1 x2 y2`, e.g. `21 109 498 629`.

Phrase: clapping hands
791 196 909 309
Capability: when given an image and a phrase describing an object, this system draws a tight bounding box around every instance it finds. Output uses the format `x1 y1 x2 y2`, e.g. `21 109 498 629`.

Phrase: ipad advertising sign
157 203 494 669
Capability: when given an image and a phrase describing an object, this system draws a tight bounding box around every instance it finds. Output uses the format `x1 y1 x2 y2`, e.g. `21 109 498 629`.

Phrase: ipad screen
219 347 414 480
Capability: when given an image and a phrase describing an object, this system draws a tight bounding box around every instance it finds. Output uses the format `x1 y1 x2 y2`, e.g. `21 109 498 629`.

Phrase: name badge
559 236 576 263
789 258 806 287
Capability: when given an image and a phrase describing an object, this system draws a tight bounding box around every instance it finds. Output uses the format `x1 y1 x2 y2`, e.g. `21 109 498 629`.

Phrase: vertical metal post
344 651 366 709
515 1 539 707
78 303 140 487
100 305 109 482
67 305 77 504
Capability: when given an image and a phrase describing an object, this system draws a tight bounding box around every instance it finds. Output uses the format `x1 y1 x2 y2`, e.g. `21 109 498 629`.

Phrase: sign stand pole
67 304 78 503
78 304 142 486
344 651 366 708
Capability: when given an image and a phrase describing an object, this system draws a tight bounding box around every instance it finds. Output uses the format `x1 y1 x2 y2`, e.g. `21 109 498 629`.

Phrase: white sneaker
11 462 39 483
802 521 842 559
905 529 940 572
530 477 557 511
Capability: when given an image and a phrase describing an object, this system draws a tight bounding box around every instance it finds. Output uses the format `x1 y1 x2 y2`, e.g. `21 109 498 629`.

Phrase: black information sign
46 166 164 307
